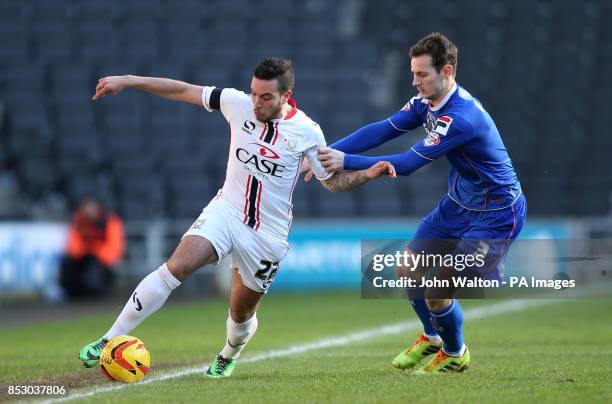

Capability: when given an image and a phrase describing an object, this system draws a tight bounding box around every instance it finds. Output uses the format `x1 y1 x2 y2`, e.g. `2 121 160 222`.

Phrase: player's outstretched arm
320 161 396 192
330 119 405 154
305 145 428 182
318 146 433 179
92 75 204 105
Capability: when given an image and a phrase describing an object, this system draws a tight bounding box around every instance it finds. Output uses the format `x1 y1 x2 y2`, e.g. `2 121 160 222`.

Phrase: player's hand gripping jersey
335 84 522 211
202 86 332 241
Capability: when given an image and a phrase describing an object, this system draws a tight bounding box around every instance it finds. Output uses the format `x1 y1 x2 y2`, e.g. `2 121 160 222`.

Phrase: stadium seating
0 0 610 220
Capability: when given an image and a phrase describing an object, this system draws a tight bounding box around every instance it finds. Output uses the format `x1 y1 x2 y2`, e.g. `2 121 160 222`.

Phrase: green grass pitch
1 292 611 403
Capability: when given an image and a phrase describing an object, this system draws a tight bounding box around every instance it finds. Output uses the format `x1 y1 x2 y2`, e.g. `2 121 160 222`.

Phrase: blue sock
410 298 438 337
430 299 464 355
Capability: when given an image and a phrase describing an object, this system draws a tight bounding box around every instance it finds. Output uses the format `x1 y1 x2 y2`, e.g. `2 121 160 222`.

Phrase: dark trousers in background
59 254 114 299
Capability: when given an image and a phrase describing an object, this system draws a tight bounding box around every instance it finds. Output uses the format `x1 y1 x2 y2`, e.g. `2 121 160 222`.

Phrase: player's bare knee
166 236 219 281
166 254 202 282
229 308 256 324
395 264 405 279
425 298 452 312
165 258 193 282
396 248 421 279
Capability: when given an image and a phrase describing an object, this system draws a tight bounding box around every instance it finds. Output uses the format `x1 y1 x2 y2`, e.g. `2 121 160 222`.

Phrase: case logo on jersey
236 147 286 178
433 116 453 136
252 143 280 159
242 120 256 134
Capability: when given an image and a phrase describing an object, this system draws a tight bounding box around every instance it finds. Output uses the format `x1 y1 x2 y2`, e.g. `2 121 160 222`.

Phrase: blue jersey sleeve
344 148 430 176
387 96 424 131
330 97 424 154
330 119 403 154
343 115 475 176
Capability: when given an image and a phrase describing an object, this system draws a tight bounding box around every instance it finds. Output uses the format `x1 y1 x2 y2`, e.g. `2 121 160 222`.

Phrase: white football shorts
183 197 289 293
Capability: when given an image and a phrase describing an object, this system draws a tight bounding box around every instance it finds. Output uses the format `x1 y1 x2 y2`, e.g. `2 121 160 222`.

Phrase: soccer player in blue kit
314 33 527 374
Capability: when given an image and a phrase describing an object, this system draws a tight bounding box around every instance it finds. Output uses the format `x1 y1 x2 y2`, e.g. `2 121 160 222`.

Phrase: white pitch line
41 299 555 403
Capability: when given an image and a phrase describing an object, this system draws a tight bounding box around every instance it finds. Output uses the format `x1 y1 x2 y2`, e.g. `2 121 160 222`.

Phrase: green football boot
392 333 442 369
413 347 470 375
79 337 108 368
205 354 238 378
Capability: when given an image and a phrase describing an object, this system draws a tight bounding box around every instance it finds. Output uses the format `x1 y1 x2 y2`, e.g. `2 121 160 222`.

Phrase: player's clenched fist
92 76 129 101
365 161 397 180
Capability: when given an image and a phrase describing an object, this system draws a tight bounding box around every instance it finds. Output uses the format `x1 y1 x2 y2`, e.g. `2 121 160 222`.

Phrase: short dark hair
253 57 294 93
409 33 458 76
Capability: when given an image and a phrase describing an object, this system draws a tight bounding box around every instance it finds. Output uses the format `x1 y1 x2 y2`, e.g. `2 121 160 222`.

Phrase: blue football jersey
389 84 522 211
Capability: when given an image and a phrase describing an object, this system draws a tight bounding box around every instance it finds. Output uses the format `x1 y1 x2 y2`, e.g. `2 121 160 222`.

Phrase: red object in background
66 202 125 268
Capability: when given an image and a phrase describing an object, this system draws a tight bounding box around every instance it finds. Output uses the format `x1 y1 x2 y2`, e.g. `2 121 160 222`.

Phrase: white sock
104 263 181 340
219 312 258 359
443 343 467 358
424 332 443 345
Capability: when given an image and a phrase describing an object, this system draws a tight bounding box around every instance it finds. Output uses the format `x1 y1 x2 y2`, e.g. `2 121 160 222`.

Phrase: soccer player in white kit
79 58 396 377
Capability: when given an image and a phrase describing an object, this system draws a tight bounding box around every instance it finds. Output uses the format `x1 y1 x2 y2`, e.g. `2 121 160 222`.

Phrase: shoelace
214 355 231 373
415 335 429 345
405 334 429 353
94 338 108 351
426 350 448 370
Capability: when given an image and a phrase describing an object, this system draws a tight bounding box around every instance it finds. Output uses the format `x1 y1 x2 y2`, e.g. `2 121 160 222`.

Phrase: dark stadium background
0 0 610 302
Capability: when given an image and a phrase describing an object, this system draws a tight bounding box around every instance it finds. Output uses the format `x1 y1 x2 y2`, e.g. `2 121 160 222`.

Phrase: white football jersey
201 86 332 242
